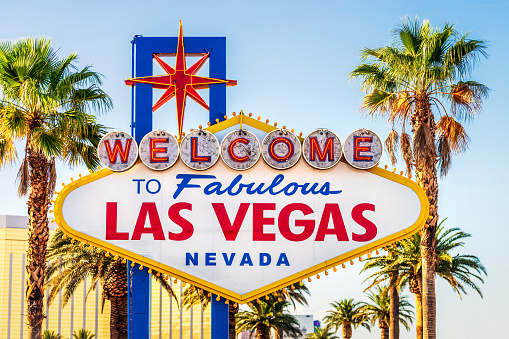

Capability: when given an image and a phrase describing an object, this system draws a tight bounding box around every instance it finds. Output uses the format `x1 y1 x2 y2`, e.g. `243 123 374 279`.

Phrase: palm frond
16 155 29 196
384 129 399 166
437 134 451 177
400 132 413 175
450 81 489 121
436 116 470 154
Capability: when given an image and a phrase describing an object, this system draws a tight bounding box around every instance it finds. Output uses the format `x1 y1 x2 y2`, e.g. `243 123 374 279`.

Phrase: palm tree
0 37 111 339
183 282 309 339
350 17 488 339
362 220 487 339
72 329 95 339
45 230 177 339
42 331 63 339
323 299 370 339
361 286 413 339
236 300 301 339
306 325 339 339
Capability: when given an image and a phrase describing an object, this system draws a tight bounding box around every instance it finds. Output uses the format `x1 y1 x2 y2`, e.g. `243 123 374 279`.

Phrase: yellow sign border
54 114 429 304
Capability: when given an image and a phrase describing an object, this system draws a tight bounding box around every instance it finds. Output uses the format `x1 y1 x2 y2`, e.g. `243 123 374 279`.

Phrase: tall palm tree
183 282 309 339
323 299 370 339
236 300 301 339
361 286 413 339
306 325 339 339
0 37 111 339
46 230 177 339
362 220 487 339
350 18 488 339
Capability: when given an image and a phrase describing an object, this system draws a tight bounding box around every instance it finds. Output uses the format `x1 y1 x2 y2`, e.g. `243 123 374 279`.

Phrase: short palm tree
72 329 95 339
350 17 489 339
183 282 309 339
362 219 486 339
0 37 111 338
306 325 339 339
236 300 301 339
323 299 370 339
361 286 413 339
46 230 177 339
42 330 63 339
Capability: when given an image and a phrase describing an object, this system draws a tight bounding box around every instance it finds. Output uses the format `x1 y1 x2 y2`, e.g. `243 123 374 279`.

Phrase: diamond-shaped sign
54 115 428 303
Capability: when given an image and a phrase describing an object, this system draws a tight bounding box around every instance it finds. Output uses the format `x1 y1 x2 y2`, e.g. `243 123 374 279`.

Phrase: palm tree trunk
109 296 128 339
103 260 128 338
415 291 423 339
380 320 390 339
389 271 399 339
26 148 50 339
412 96 438 339
229 300 239 339
277 327 284 339
256 324 270 339
342 322 352 339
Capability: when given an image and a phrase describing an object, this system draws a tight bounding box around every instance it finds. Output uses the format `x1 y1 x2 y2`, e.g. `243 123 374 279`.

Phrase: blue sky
1 0 508 337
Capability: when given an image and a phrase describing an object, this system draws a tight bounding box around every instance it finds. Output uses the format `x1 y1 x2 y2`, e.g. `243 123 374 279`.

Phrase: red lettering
269 138 294 162
104 139 132 164
150 138 169 162
309 137 334 162
131 202 165 240
315 204 349 241
105 202 129 240
228 138 249 162
191 137 211 162
213 203 250 241
351 203 377 241
168 202 194 241
278 203 314 241
253 203 276 241
353 136 373 161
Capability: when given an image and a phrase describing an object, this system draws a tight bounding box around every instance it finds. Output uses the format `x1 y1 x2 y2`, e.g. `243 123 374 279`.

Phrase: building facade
0 215 211 339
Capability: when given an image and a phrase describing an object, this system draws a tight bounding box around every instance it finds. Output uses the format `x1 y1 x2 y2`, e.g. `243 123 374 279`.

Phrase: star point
125 22 237 137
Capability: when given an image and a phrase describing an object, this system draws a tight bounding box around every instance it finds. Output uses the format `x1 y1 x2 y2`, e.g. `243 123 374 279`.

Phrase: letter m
104 139 133 164
309 137 334 162
186 253 198 266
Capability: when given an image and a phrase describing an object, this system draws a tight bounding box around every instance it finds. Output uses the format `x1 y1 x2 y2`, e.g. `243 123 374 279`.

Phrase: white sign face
97 131 139 172
261 129 301 170
55 155 428 302
139 130 179 171
302 129 342 170
180 130 220 171
221 130 261 171
343 129 383 169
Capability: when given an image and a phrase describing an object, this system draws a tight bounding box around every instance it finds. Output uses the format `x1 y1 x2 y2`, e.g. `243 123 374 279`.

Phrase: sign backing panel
54 151 428 303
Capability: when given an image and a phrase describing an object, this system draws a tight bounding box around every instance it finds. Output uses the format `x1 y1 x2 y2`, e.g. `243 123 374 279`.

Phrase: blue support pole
211 295 229 339
130 35 152 339
130 35 231 339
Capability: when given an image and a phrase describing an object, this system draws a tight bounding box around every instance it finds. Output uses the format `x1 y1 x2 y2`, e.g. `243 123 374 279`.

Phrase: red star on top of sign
125 21 237 138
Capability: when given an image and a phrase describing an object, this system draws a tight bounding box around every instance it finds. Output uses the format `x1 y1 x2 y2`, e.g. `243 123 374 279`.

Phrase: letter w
212 203 250 241
104 139 132 164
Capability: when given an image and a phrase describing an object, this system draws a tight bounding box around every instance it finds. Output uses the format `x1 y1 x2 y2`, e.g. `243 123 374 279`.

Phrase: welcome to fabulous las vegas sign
53 23 428 304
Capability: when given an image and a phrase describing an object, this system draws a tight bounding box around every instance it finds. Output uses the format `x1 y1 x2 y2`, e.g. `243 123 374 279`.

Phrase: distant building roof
0 215 56 229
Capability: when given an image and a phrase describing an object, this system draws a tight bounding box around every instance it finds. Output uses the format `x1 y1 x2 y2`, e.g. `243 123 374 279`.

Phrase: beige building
0 215 211 339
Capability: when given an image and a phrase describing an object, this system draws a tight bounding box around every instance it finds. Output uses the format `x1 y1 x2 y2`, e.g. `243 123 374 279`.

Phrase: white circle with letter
302 129 342 169
343 129 382 169
139 130 179 171
261 129 301 170
221 129 261 171
180 129 220 171
97 131 138 172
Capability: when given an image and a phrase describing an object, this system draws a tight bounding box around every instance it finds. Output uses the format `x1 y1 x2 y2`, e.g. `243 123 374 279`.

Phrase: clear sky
1 0 508 338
